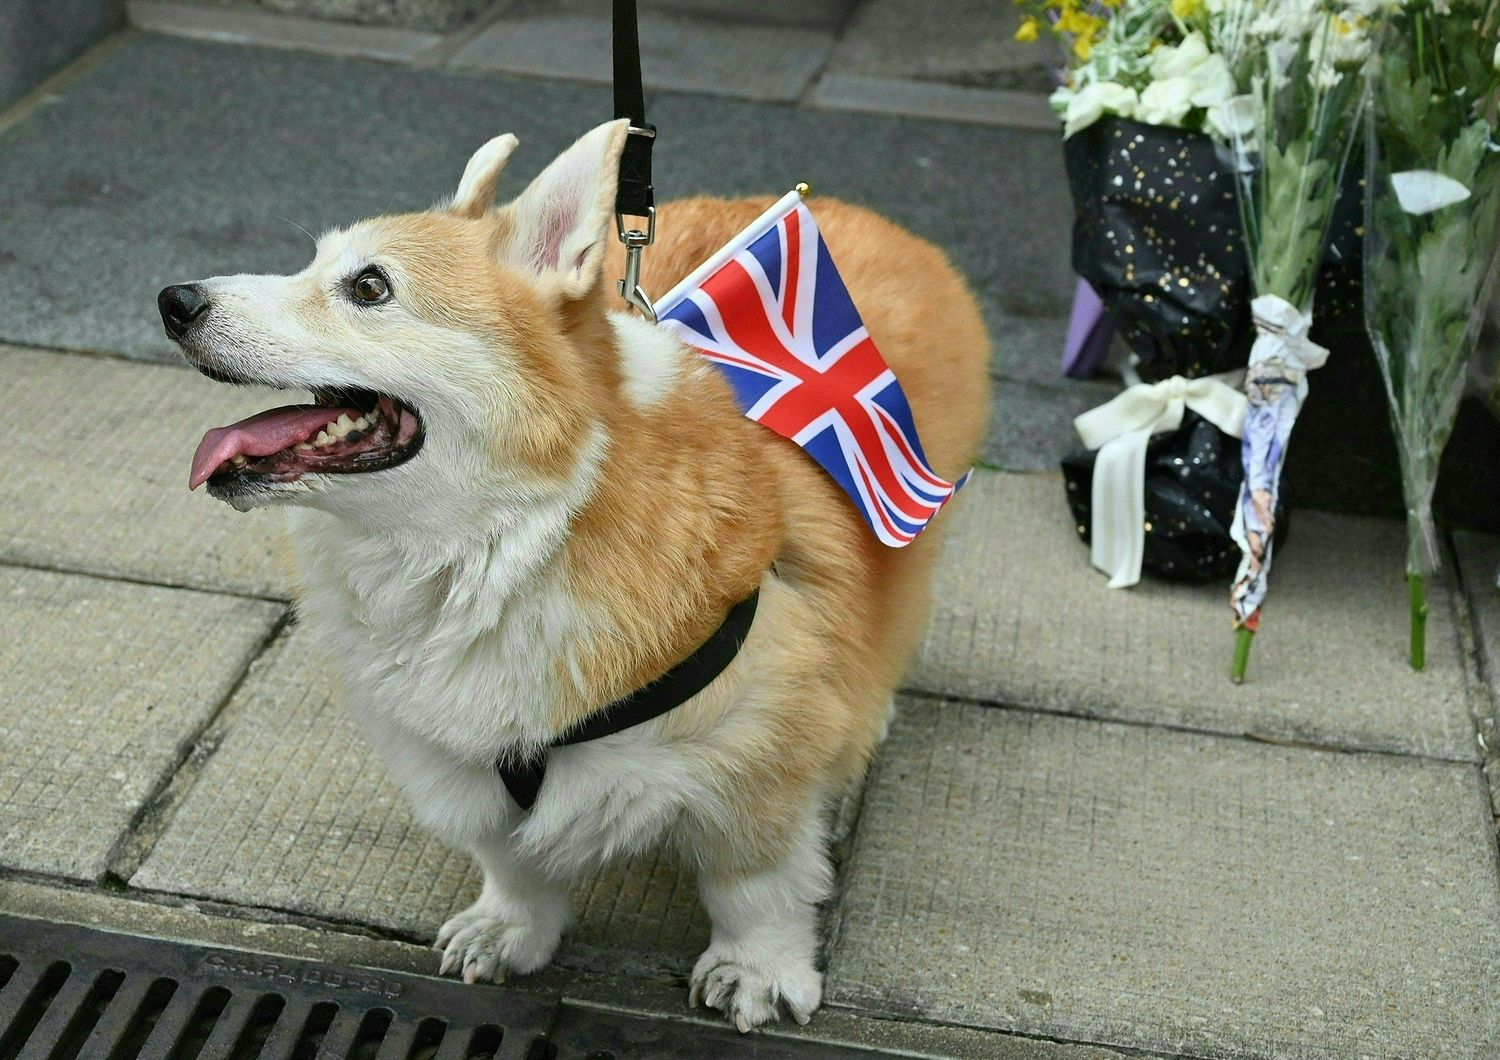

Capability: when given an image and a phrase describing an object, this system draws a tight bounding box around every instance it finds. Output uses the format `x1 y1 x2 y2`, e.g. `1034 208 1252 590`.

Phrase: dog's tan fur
173 121 988 1027
577 196 991 869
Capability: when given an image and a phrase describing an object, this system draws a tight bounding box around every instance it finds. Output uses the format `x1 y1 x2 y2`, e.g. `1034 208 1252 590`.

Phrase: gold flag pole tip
795 182 812 198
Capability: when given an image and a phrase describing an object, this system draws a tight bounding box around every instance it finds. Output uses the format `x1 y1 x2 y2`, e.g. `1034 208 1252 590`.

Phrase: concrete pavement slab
983 378 1115 472
827 697 1500 1058
514 0 858 32
0 565 282 881
127 1 445 62
811 76 1057 131
0 346 291 599
989 312 1073 387
171 0 495 31
131 628 712 979
826 0 1054 94
451 10 832 102
910 471 1479 761
0 34 1075 362
2 345 1473 760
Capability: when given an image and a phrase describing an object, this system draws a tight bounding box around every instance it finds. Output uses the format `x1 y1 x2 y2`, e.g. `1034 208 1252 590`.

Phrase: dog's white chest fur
289 507 571 756
283 492 710 877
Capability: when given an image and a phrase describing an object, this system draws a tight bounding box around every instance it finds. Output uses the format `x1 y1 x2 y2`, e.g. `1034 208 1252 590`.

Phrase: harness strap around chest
495 589 760 810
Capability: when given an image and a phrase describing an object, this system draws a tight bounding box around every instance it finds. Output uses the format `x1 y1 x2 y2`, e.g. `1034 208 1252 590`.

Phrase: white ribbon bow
1074 373 1248 589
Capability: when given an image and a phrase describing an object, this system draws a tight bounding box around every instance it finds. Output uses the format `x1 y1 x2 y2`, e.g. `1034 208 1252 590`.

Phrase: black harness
495 590 760 809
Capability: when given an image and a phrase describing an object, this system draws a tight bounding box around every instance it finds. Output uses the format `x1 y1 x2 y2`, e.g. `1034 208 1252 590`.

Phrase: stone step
0 564 282 881
449 7 835 102
826 0 1054 95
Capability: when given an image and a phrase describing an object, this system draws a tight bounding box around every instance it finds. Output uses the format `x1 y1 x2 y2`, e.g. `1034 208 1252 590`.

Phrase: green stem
1409 572 1428 672
1231 628 1254 685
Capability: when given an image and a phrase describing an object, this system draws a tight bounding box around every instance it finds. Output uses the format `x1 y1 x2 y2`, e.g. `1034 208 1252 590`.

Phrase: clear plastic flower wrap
1223 0 1375 681
1363 0 1500 667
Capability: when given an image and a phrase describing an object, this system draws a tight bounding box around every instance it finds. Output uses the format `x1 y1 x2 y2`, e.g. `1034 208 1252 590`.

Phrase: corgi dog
160 119 989 1030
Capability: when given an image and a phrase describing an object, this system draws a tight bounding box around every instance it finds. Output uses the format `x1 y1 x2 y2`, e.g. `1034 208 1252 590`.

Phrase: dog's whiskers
277 215 317 245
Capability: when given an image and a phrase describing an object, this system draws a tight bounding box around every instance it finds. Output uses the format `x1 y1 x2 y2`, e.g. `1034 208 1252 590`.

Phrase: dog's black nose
158 284 210 339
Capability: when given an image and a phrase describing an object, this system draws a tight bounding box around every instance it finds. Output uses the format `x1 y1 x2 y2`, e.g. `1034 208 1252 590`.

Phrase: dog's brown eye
350 268 389 305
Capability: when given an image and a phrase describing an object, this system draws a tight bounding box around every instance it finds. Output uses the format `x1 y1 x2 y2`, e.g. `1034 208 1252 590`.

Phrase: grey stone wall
0 0 123 110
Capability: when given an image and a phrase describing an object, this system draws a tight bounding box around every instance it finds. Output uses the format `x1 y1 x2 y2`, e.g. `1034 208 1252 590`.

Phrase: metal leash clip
616 203 657 323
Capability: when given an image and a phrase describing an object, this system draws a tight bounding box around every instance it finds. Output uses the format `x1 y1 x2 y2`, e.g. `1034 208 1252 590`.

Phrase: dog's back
615 194 991 779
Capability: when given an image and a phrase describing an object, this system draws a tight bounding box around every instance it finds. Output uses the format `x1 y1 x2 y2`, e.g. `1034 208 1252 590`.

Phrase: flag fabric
653 190 969 547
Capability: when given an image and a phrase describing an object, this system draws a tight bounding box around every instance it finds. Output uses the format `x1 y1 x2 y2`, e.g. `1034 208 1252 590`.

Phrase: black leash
495 589 760 810
492 0 727 813
612 0 658 321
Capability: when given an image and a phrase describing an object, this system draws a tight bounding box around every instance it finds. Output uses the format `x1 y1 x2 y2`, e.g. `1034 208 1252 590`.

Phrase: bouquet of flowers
1363 0 1500 668
1030 0 1253 139
1225 0 1379 681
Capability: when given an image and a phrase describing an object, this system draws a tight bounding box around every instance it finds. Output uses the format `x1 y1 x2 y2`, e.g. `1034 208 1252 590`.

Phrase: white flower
1137 31 1238 128
1189 53 1236 107
1150 31 1213 81
1307 10 1371 74
1493 39 1500 71
1137 77 1196 125
1206 94 1260 141
1061 81 1140 137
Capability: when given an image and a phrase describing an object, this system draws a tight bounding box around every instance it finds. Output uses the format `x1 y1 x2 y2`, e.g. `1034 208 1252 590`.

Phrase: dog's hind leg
689 810 832 1031
436 836 573 985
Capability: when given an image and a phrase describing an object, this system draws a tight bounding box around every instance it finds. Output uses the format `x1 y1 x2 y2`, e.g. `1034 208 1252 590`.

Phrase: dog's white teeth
333 413 356 437
295 442 314 452
351 415 370 432
230 455 247 467
314 430 334 447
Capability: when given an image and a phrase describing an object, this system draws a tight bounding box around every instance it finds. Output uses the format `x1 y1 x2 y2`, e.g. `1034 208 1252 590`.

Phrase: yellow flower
1074 33 1095 60
1171 0 1204 18
1015 16 1040 42
1057 8 1103 35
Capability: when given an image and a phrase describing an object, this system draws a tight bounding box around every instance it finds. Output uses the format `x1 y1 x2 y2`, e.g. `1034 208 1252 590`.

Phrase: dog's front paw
688 944 822 1031
434 902 562 985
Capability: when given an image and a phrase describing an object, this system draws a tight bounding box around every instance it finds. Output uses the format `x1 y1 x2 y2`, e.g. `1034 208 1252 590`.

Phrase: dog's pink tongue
189 405 340 489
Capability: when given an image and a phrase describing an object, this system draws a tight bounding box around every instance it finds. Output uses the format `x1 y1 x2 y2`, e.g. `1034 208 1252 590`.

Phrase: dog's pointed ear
497 119 629 300
451 134 519 218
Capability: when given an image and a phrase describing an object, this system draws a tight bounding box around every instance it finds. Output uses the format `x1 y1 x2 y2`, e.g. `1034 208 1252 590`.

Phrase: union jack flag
653 190 970 547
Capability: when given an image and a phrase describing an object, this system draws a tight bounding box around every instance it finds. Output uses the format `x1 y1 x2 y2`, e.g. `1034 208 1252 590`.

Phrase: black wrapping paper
1064 118 1366 381
1064 117 1251 382
1062 118 1357 581
1062 410 1288 583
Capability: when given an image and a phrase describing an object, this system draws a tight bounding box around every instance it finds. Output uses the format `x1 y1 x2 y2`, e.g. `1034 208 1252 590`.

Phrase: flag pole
653 187 808 314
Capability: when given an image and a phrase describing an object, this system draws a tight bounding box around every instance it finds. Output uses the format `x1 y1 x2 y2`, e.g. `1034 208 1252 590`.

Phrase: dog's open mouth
190 386 424 490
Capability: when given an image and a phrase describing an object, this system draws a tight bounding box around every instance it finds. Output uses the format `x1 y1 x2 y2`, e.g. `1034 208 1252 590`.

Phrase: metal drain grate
0 914 877 1059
